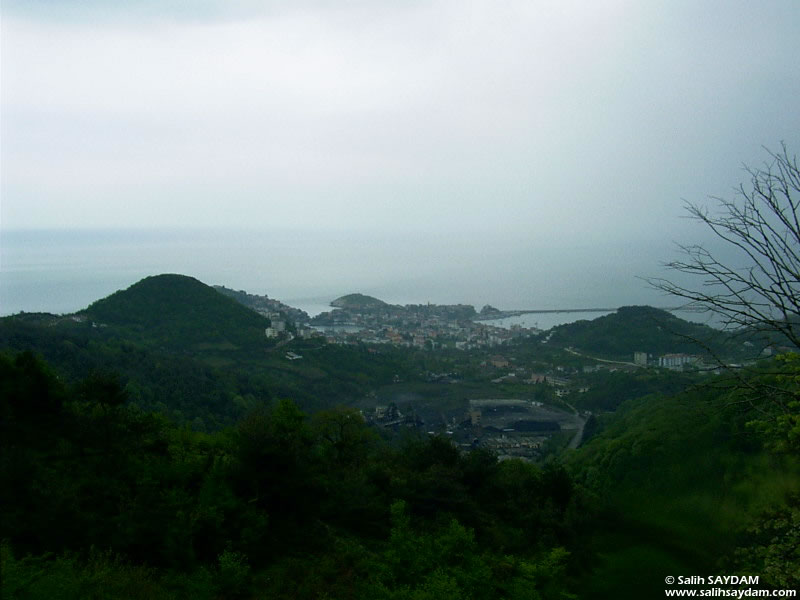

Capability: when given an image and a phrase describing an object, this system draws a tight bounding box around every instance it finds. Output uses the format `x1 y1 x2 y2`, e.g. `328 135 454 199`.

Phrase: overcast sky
2 0 799 245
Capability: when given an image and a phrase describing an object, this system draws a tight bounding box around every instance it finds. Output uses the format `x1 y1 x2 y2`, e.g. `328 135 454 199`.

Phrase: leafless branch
647 143 800 413
649 143 800 351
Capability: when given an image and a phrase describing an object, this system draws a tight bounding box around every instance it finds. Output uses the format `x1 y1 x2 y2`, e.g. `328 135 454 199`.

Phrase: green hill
330 293 388 309
0 275 423 428
81 274 270 350
547 305 743 360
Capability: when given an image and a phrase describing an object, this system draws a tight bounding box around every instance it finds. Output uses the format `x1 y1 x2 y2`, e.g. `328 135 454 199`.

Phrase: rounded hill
330 293 388 309
82 274 270 349
547 305 727 358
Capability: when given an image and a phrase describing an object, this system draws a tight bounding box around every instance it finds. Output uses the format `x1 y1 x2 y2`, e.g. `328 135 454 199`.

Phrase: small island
329 293 388 310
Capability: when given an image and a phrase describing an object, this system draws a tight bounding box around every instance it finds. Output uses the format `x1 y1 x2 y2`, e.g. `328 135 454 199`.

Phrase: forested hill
81 274 271 349
0 274 417 427
546 305 740 359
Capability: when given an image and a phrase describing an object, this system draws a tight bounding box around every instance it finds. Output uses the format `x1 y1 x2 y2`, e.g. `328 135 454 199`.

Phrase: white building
659 353 697 370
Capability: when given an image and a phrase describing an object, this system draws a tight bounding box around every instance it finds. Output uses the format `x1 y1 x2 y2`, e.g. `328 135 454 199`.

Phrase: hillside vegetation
1 351 582 599
567 383 800 597
547 305 746 360
2 276 798 597
82 274 271 350
0 276 425 428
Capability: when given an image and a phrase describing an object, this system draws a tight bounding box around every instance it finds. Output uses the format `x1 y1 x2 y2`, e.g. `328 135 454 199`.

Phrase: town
204 287 776 462
308 293 538 349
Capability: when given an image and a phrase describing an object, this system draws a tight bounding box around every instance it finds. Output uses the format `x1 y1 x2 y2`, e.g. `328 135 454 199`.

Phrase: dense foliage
3 277 799 597
567 358 800 597
4 348 798 598
571 369 695 412
1 351 587 599
0 298 427 429
82 275 273 350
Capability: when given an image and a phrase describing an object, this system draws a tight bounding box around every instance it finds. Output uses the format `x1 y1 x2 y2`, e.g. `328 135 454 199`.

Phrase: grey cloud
2 1 799 240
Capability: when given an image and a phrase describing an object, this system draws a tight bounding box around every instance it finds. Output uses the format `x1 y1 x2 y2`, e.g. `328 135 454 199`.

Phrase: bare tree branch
647 144 800 412
649 144 800 350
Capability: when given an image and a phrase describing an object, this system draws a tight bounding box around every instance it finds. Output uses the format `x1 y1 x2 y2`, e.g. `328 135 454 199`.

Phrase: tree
648 145 800 585
312 406 377 468
649 143 800 351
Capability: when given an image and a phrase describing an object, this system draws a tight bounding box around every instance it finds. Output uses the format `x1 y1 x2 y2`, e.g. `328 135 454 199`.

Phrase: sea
0 228 711 329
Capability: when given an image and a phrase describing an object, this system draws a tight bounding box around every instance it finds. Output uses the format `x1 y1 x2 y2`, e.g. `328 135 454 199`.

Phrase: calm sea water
482 311 616 331
1 228 688 327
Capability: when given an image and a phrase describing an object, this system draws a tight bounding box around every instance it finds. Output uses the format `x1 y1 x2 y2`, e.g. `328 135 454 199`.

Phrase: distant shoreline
474 306 698 322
